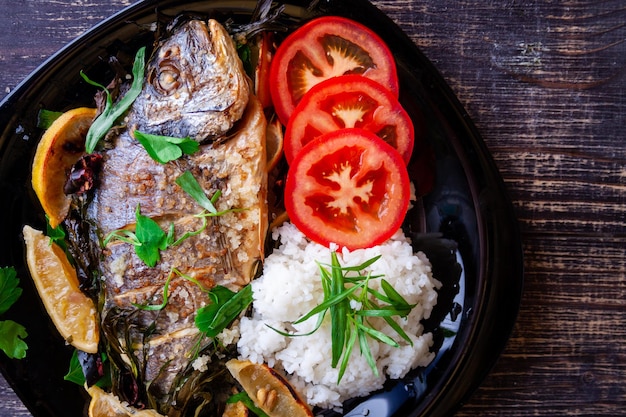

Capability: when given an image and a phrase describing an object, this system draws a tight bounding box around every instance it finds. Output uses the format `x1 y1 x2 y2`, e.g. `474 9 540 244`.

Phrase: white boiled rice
235 222 441 409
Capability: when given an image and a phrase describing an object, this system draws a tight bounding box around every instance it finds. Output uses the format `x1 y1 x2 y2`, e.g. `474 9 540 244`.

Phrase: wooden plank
376 1 626 415
0 0 133 96
0 382 32 417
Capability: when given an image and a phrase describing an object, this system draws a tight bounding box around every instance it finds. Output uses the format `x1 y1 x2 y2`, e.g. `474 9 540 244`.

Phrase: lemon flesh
226 359 313 417
31 107 96 228
23 225 99 353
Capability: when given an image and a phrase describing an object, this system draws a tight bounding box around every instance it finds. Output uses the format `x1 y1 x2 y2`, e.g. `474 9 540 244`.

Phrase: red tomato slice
284 75 414 165
270 16 399 125
284 128 410 250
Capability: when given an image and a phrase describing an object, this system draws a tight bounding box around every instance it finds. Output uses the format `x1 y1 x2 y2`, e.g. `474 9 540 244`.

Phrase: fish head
131 19 250 142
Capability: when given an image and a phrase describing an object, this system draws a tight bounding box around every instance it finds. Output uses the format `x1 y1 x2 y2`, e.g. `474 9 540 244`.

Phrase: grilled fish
71 18 267 415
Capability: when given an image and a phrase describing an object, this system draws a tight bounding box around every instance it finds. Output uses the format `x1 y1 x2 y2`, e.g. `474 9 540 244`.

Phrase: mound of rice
235 222 441 409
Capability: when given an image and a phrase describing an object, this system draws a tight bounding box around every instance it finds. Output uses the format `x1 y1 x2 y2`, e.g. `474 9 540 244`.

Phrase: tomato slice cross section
284 75 414 165
270 16 399 124
284 128 410 250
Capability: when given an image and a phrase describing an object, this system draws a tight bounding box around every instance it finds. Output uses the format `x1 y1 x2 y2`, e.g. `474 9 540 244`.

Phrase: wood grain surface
1 0 624 416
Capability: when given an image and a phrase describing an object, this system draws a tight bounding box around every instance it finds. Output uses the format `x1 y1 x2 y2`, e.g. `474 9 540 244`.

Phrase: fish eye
149 60 181 95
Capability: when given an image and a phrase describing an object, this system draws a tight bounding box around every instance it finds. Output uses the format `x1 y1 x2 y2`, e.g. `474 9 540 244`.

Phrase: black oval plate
0 1 523 416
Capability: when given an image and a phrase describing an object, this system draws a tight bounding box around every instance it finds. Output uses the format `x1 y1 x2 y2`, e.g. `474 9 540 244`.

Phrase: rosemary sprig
275 252 417 384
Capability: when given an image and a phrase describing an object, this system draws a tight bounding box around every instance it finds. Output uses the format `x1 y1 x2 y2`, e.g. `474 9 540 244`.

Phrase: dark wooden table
1 0 624 416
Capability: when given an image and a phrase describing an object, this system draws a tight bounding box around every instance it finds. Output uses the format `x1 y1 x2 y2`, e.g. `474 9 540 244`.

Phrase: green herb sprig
103 205 209 267
227 391 270 417
64 350 111 388
45 215 67 249
129 267 215 312
36 109 63 129
0 267 28 359
103 204 170 267
176 170 247 219
195 284 253 338
275 252 416 384
134 131 199 164
82 46 146 153
124 263 251 336
103 171 240 267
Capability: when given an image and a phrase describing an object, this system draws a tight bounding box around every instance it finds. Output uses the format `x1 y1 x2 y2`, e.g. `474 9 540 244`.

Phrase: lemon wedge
87 386 165 417
226 359 313 417
31 107 96 228
223 400 249 417
23 225 98 353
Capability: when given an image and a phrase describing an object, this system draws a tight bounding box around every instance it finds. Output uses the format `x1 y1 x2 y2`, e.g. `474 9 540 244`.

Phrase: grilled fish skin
75 18 267 415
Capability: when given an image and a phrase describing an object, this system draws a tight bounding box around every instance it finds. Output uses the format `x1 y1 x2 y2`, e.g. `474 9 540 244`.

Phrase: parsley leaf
45 216 67 249
134 131 199 164
63 351 86 386
0 267 28 359
0 321 27 359
82 46 146 153
36 109 63 129
0 267 21 315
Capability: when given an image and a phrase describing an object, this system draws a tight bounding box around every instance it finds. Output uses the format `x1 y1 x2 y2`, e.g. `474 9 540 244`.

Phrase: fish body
75 18 267 414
